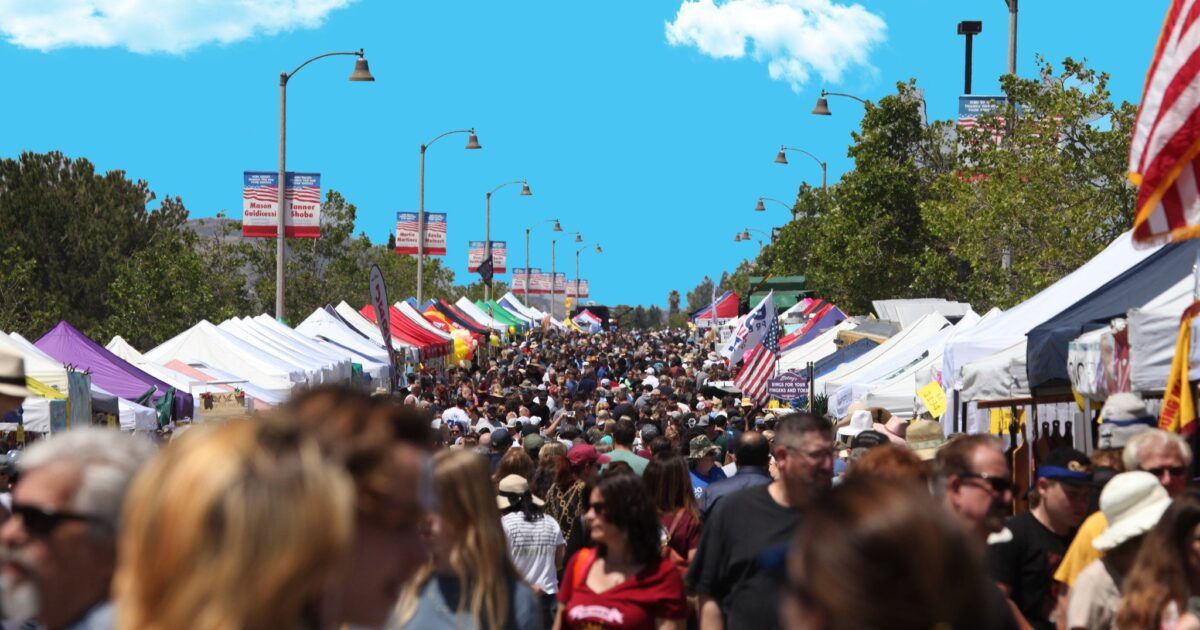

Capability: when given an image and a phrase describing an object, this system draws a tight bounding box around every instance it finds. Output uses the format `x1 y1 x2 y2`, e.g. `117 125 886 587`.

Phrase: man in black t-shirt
688 413 833 630
987 448 1092 630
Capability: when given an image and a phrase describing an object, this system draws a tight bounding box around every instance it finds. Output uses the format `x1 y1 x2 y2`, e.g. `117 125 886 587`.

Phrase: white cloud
665 0 886 91
0 0 356 54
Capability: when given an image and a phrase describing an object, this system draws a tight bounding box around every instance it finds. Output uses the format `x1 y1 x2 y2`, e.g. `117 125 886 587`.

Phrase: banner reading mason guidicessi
395 212 447 256
243 171 322 238
468 241 507 274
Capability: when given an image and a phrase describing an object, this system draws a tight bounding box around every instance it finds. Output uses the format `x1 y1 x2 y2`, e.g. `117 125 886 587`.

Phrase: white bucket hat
1093 471 1173 551
837 409 874 440
0 347 34 398
496 474 544 509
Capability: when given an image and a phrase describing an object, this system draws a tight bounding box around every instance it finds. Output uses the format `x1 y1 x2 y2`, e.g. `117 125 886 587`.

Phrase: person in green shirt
604 419 649 476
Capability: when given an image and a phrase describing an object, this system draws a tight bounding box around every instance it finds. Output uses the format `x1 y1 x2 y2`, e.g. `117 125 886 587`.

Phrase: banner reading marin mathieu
242 172 322 238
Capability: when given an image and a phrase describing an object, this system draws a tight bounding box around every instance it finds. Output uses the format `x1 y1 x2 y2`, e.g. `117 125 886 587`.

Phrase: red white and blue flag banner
567 280 589 298
532 270 552 295
553 272 567 294
242 171 322 238
395 212 447 256
721 291 776 365
1130 0 1200 245
734 299 781 405
468 241 507 274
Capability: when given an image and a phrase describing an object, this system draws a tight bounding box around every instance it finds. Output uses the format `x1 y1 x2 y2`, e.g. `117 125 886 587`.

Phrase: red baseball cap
567 444 611 467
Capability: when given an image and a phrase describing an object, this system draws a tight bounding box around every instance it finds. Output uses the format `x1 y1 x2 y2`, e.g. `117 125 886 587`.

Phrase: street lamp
418 128 482 305
811 89 868 116
575 243 602 312
774 145 827 189
275 48 374 322
741 228 770 250
524 219 561 305
756 196 795 215
484 179 531 305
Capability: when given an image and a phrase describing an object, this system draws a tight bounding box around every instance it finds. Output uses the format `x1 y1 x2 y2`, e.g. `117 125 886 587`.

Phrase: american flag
734 311 780 405
1130 0 1200 245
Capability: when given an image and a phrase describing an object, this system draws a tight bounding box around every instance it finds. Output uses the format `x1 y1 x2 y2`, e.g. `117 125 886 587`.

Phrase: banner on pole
242 171 322 238
369 264 398 392
511 268 529 293
531 269 551 295
553 272 567 294
395 212 447 256
567 280 590 298
468 241 507 274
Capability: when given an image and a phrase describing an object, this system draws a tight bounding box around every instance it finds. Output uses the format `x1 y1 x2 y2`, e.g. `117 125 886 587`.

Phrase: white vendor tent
93 384 158 431
778 320 859 373
1126 276 1200 393
106 335 228 418
456 298 511 335
146 320 307 398
872 299 973 328
961 342 1030 403
333 302 416 358
254 315 387 390
819 312 952 401
217 318 340 386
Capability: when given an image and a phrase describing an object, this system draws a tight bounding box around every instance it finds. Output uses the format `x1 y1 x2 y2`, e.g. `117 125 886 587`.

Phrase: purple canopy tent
36 321 192 422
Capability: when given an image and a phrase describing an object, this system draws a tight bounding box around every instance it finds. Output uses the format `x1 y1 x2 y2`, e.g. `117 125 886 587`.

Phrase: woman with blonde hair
392 450 541 629
113 418 354 630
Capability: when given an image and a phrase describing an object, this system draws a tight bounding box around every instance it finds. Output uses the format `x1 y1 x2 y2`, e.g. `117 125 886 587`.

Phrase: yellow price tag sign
917 381 948 419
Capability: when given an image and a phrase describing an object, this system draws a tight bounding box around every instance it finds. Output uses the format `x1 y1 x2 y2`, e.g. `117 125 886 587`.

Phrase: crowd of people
0 330 1195 629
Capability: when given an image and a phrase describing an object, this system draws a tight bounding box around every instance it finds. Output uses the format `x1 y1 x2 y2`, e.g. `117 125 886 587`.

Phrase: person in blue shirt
689 435 728 485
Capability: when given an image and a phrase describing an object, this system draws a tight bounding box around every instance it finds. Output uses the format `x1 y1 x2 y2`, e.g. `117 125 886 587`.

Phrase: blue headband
1037 465 1092 481
1102 416 1156 428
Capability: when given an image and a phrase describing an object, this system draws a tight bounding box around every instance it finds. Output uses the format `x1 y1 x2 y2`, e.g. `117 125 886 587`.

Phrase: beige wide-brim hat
496 474 544 509
0 347 34 398
1093 471 1173 551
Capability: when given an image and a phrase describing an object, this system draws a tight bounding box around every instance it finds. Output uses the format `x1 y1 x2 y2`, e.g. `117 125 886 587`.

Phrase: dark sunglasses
11 503 105 537
588 501 607 517
958 472 1014 495
1145 465 1188 479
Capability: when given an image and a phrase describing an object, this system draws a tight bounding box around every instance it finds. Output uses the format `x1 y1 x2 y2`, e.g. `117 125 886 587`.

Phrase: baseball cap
523 434 546 458
1037 447 1093 484
850 430 889 450
567 444 611 467
689 435 720 459
491 427 514 450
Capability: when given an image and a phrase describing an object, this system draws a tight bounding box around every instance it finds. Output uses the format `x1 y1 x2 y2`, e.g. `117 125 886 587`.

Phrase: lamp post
774 146 827 189
740 228 770 251
575 243 602 311
484 179 531 305
1005 0 1018 75
551 233 582 320
275 49 374 322
524 219 562 305
811 89 868 116
755 196 794 214
418 128 482 305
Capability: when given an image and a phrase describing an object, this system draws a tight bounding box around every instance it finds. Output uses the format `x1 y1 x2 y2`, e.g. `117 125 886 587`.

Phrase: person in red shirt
555 473 687 630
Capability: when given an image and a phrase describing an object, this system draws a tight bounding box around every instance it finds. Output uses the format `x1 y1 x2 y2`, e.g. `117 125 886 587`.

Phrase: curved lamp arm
286 49 364 81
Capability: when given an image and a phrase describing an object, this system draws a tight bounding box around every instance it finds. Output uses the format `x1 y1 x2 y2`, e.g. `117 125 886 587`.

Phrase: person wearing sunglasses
0 427 156 630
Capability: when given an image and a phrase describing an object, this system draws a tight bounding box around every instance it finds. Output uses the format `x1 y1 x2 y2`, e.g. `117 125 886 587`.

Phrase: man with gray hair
0 428 156 629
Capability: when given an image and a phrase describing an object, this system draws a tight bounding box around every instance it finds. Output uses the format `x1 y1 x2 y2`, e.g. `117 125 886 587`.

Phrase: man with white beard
0 428 155 629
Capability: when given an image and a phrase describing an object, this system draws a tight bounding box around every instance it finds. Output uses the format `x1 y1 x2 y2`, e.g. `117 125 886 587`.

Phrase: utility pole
1006 0 1018 74
957 21 982 95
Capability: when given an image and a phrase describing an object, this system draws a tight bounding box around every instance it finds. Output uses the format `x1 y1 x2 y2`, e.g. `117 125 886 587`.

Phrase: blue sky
0 0 1168 308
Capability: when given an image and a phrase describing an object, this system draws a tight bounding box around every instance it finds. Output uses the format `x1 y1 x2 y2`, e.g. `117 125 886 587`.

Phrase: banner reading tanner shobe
242 171 322 238
468 241 507 274
395 212 447 256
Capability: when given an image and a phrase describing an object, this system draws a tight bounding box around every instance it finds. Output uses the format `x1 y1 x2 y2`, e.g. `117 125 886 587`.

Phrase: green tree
915 58 1135 308
0 152 188 335
0 245 56 337
685 276 717 313
102 231 226 349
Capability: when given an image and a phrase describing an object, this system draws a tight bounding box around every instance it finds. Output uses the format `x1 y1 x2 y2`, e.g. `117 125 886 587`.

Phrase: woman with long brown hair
493 446 535 488
642 454 702 574
555 473 687 629
1117 489 1200 629
391 450 541 629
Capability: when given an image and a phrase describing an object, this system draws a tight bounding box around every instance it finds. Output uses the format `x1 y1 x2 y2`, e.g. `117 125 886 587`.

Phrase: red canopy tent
360 304 452 361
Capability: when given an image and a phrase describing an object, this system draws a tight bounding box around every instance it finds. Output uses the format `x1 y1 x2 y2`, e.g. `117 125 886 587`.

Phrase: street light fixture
756 196 795 215
275 48 374 322
774 145 827 189
575 242 602 312
484 179 532 305
812 89 868 116
417 128 482 305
